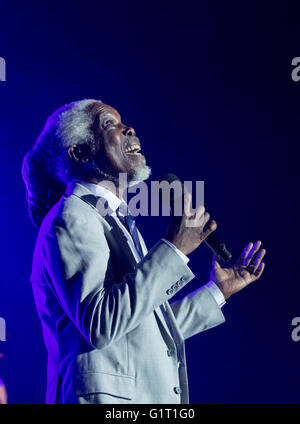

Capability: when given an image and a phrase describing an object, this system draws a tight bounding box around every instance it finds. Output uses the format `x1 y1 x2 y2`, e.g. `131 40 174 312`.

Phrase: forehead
89 102 121 120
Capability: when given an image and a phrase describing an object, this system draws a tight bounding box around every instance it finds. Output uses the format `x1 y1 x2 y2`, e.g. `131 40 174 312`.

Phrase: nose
122 126 136 137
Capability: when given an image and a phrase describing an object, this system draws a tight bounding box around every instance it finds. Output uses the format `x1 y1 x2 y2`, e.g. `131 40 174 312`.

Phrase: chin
128 165 152 187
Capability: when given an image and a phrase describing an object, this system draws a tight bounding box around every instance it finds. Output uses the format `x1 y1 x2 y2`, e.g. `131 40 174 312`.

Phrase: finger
195 205 205 222
199 210 210 227
236 242 253 265
183 192 192 217
189 206 206 228
243 240 262 267
212 253 221 269
251 249 266 273
185 204 205 228
254 262 265 279
202 219 217 239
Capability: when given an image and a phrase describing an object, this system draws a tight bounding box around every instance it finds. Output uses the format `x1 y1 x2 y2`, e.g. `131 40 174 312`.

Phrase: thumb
212 254 221 269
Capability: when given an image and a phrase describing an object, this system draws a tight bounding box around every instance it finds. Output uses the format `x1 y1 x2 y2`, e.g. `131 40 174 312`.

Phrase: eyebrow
101 112 121 121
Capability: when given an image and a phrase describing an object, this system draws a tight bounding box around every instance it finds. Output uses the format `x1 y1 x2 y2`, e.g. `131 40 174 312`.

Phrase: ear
68 145 89 163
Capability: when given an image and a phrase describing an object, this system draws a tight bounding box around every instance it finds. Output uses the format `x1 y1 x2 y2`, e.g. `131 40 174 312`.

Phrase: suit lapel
102 214 139 271
136 228 148 257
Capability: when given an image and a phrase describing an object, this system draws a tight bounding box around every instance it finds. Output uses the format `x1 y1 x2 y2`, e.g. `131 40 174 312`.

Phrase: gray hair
22 98 102 227
56 99 99 149
39 98 101 183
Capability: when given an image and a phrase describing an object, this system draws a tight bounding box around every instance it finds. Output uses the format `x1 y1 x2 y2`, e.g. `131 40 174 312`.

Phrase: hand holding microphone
165 191 217 256
160 173 232 261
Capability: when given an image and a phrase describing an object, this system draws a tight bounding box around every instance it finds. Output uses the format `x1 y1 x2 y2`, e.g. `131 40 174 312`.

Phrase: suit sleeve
40 212 195 349
169 285 226 340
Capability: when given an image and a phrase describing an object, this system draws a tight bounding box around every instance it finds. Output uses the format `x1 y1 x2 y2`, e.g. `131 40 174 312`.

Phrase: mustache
126 135 140 144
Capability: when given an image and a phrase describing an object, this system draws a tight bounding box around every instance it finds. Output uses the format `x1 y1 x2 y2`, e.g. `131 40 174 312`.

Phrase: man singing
22 99 266 404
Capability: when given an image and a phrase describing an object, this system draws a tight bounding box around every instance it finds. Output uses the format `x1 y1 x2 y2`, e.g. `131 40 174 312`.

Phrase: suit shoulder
41 193 103 235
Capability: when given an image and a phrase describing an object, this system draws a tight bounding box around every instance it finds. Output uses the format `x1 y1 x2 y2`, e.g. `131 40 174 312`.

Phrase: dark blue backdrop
0 0 299 403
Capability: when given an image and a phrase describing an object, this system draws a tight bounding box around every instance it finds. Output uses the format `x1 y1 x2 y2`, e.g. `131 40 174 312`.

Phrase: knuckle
210 220 217 231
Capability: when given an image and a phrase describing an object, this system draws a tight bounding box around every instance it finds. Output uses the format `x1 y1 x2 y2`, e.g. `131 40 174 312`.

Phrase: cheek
102 133 132 170
106 144 123 160
104 143 129 169
103 133 122 154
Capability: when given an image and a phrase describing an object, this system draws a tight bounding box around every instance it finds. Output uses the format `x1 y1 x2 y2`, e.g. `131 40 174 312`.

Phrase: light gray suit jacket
30 181 225 404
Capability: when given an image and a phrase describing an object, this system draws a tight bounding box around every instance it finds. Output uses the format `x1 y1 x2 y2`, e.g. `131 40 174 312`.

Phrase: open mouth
124 144 142 156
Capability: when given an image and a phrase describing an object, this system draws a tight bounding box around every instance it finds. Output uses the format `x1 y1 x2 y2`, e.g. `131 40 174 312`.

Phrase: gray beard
97 165 152 187
128 164 152 186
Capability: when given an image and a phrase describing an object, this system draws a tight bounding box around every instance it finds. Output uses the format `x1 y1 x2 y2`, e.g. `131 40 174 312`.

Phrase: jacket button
166 289 174 295
167 349 175 357
174 387 182 394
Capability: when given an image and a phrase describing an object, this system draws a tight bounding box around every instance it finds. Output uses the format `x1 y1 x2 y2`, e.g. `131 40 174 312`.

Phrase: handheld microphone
159 173 232 262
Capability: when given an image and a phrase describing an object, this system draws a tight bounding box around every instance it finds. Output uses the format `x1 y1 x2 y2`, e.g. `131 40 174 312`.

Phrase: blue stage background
0 0 299 403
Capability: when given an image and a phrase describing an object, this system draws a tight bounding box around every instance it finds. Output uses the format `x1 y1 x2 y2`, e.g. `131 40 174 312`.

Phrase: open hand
210 241 266 300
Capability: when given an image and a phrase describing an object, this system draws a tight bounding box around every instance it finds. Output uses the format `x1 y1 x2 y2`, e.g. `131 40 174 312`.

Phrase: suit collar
73 180 122 212
64 180 139 265
65 180 97 201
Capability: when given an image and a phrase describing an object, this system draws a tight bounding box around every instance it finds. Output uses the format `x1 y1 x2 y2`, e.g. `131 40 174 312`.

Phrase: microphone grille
158 173 182 184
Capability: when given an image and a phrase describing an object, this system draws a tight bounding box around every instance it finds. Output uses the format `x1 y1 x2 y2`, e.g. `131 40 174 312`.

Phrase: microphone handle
203 231 232 262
